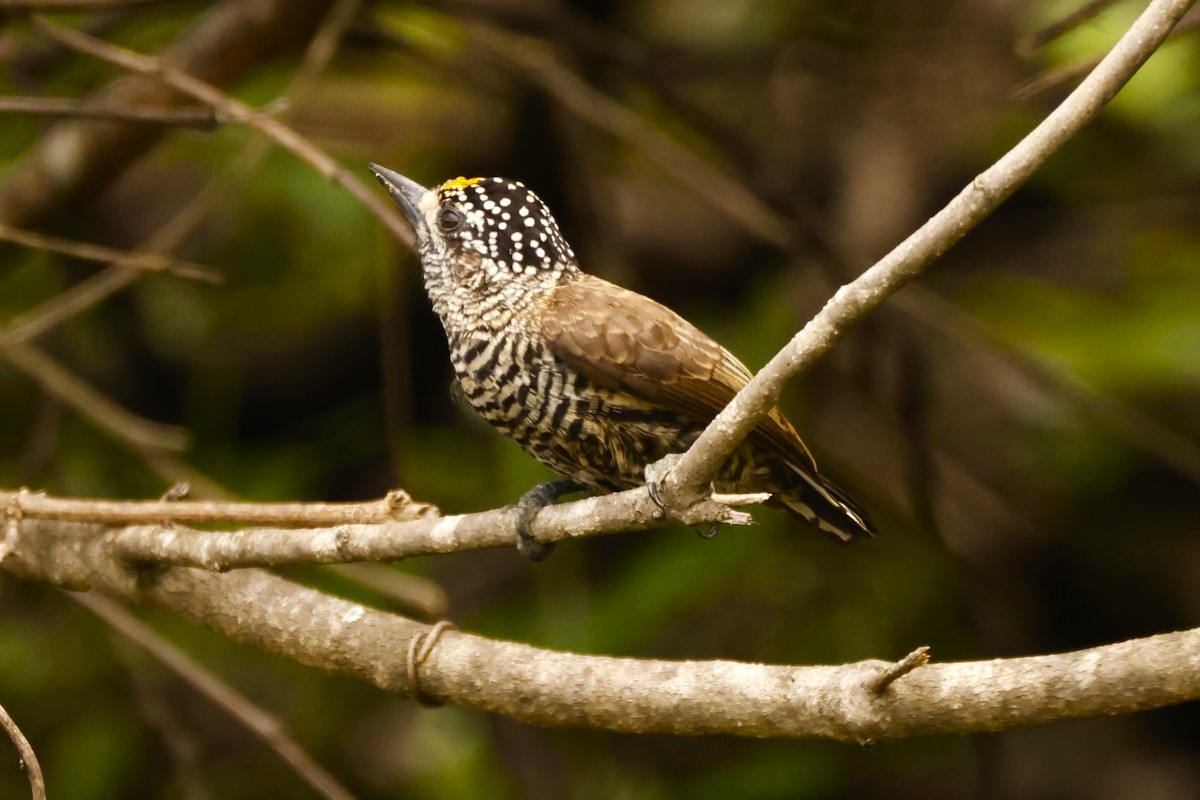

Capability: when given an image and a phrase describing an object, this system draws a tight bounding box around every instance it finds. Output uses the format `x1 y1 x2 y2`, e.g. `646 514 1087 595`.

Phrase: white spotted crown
434 177 576 275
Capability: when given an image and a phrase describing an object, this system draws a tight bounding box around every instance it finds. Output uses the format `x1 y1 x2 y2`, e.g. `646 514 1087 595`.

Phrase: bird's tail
773 467 877 543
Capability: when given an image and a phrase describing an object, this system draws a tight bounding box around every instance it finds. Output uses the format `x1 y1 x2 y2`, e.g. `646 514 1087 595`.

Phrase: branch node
0 488 30 563
159 482 190 502
405 620 456 708
386 488 440 520
868 645 931 694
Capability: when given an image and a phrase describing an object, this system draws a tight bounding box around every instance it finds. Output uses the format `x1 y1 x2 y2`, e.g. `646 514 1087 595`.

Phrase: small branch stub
869 646 932 694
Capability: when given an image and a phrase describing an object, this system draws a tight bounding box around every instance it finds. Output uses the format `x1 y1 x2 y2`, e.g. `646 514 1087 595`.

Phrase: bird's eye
438 208 462 231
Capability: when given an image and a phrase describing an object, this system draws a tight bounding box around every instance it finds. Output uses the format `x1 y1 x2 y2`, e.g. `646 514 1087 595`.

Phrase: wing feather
542 275 817 471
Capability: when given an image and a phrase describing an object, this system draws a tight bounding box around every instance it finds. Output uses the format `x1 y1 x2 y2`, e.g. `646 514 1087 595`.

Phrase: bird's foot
514 480 582 561
643 454 683 519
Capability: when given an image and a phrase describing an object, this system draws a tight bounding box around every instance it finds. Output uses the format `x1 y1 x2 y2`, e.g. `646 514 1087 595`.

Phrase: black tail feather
775 470 877 543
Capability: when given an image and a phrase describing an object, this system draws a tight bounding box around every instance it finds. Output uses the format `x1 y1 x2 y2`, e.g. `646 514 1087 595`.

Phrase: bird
370 165 876 558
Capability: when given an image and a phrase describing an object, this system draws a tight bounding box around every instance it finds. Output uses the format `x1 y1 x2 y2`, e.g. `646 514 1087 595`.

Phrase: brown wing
541 275 817 471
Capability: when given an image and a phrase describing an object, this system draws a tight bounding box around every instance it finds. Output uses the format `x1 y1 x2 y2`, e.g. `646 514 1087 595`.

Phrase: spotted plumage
370 165 876 542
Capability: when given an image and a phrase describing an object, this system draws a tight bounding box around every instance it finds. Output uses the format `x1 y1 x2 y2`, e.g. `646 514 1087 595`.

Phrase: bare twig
1013 13 1200 100
452 22 794 249
869 646 932 694
72 593 355 800
0 222 221 282
0 0 333 229
5 521 1199 741
105 487 761 569
3 0 360 344
7 488 437 526
0 340 190 453
0 0 162 8
0 96 219 128
31 14 415 247
1018 0 1120 55
325 563 450 619
0 1 363 496
0 700 45 800
656 0 1198 509
118 654 211 800
896 287 1200 489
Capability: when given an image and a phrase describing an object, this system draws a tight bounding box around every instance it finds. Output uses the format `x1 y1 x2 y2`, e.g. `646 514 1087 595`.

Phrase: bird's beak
369 163 428 233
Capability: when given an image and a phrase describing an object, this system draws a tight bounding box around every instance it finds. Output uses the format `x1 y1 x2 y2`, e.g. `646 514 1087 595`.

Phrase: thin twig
0 700 45 800
72 593 356 800
0 0 162 8
0 223 221 282
2 0 367 349
0 340 190 453
324 563 450 619
895 287 1200 488
459 23 794 249
657 0 1198 508
0 1 363 495
1018 0 1120 55
1013 13 1200 100
0 96 219 129
869 646 931 694
3 128 283 345
0 0 334 230
8 488 437 526
119 652 212 800
31 14 415 247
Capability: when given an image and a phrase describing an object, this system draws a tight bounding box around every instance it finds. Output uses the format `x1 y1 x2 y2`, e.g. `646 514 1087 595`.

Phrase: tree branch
4 487 437 526
73 593 354 800
0 0 333 229
0 95 220 128
0 222 220 282
4 517 1199 742
3 486 762 570
0 340 190 453
30 13 415 247
0 700 44 800
3 0 362 348
656 0 1198 508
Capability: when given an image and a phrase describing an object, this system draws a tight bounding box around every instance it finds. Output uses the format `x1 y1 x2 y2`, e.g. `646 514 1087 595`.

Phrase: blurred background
0 0 1198 797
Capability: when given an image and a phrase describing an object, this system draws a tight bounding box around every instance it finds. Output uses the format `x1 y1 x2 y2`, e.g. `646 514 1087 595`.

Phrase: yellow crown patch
441 176 483 191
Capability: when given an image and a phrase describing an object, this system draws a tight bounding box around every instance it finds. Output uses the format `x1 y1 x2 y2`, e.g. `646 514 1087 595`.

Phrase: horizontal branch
94 487 761 569
3 488 437 527
0 96 220 129
0 222 221 282
4 518 1198 741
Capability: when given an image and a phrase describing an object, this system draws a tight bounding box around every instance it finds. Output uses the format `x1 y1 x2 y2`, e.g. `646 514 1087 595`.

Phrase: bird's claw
514 480 581 561
646 480 666 518
643 454 682 519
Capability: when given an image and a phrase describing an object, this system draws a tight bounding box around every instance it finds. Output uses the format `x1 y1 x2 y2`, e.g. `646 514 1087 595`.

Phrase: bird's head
370 166 578 305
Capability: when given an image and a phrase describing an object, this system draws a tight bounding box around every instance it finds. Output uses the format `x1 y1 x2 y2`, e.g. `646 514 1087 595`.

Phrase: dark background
1 1 1198 797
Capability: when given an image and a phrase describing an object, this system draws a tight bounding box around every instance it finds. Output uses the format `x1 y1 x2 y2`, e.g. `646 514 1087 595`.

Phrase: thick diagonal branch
657 0 1197 507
